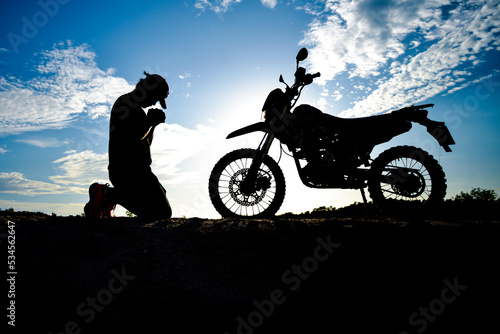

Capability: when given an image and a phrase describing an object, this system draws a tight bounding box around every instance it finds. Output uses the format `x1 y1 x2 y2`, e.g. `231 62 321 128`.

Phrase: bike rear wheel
208 149 286 218
368 145 446 211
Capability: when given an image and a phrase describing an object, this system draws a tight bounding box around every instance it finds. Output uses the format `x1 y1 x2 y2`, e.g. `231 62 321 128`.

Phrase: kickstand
360 188 368 215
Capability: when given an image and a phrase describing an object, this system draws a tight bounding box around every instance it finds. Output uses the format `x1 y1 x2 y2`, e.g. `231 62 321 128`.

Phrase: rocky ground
2 212 499 334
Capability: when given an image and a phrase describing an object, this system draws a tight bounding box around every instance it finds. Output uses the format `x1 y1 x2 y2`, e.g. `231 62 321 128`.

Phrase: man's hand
147 108 166 126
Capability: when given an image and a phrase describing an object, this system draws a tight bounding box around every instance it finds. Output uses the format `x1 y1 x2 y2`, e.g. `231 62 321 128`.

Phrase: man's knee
149 200 172 219
158 206 172 219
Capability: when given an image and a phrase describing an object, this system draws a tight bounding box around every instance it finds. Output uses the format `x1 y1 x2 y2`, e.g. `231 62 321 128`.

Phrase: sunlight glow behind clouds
150 123 219 185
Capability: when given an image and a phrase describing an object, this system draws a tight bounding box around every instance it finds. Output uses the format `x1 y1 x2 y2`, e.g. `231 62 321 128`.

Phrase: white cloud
50 150 109 186
0 42 133 136
0 39 222 214
261 0 277 9
15 137 70 148
43 122 219 189
339 1 500 117
0 172 85 196
295 1 328 16
194 0 278 13
332 90 343 101
7 121 219 196
0 199 85 216
150 123 219 185
410 41 421 49
0 150 107 198
444 72 497 96
0 147 7 154
0 150 106 200
301 0 428 82
194 0 243 14
299 0 500 116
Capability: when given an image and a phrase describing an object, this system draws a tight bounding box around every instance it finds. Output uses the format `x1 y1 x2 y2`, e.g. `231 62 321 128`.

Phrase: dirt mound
3 216 499 333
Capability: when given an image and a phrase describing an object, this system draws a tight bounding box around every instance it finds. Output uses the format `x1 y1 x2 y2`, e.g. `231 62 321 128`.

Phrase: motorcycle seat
292 104 415 147
293 104 403 133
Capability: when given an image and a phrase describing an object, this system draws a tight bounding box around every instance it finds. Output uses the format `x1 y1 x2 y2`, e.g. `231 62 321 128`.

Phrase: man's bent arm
141 124 155 143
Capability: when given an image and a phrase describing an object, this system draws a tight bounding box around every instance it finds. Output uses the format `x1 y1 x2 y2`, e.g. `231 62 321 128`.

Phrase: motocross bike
208 48 455 218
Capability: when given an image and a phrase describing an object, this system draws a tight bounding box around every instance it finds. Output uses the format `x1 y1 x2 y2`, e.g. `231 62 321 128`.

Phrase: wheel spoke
367 146 447 212
379 158 431 201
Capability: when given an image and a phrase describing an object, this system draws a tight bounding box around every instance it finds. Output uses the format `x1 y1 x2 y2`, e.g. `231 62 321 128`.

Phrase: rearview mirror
296 48 308 62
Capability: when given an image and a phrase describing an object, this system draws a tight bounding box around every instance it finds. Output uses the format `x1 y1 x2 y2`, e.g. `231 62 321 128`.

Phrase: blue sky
0 0 499 217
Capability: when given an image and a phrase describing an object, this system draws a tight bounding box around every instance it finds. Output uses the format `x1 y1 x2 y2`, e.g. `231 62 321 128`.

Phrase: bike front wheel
208 149 286 218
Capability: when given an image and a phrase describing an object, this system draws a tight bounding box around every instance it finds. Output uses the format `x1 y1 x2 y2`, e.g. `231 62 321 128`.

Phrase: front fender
226 122 270 139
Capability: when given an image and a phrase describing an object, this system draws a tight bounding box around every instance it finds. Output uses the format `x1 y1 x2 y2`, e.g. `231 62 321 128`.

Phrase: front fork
240 132 275 195
240 104 289 195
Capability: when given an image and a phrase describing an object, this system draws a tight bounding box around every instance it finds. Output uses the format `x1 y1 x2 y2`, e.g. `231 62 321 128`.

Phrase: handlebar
280 67 321 107
298 71 321 86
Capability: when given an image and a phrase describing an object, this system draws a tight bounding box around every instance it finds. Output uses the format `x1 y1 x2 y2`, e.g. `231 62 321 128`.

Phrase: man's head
134 72 169 108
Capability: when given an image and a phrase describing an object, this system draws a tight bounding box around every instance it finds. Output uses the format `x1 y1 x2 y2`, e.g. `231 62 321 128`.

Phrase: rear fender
422 120 456 152
391 105 456 152
226 122 270 139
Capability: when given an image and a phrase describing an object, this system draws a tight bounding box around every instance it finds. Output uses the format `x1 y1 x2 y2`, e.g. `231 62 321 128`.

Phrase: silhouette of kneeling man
84 72 172 219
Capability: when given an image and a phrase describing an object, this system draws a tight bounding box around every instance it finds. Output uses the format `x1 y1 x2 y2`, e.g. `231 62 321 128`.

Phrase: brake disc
228 168 267 206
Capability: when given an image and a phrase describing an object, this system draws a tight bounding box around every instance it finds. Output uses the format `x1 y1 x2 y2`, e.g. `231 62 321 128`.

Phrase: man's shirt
108 93 152 170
